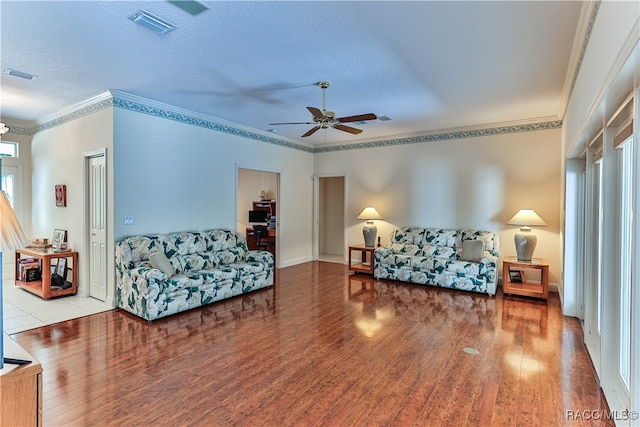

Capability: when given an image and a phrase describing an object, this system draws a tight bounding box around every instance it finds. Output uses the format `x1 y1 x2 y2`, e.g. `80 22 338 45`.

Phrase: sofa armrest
374 247 392 262
246 250 274 269
478 256 498 281
118 266 167 293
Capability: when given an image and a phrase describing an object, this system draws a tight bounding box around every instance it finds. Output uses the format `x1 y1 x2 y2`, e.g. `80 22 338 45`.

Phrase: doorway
237 167 280 267
316 175 345 264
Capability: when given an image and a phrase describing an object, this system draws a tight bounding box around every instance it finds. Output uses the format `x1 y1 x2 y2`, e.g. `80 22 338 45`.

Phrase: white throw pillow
149 251 174 278
460 240 484 262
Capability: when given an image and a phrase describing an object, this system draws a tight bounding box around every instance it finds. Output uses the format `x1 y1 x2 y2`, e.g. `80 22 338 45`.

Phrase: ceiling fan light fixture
129 9 177 34
271 80 375 138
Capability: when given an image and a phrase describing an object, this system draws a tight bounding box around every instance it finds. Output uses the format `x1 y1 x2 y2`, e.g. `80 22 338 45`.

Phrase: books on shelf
17 258 42 282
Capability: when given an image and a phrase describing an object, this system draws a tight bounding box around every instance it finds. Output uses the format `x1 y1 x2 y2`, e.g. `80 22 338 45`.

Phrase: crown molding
560 0 601 119
9 91 562 155
32 91 114 134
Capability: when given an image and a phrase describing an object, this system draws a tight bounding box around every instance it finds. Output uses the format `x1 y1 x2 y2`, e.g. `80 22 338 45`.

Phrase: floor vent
463 347 480 355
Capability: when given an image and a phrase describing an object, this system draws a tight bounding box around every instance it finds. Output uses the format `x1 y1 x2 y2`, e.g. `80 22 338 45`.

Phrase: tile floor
3 279 112 335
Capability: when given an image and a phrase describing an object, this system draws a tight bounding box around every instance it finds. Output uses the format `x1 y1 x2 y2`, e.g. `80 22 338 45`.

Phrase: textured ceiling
0 1 583 145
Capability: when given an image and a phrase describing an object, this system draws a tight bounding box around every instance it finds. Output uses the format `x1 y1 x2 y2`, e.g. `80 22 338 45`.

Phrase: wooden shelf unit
15 248 78 299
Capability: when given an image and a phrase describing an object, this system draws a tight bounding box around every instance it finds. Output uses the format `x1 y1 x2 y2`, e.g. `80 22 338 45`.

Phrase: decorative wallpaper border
567 0 602 103
3 98 114 136
112 97 314 153
314 120 563 153
6 95 563 154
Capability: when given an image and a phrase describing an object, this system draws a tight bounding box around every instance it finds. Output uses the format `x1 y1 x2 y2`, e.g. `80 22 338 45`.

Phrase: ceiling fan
269 81 377 137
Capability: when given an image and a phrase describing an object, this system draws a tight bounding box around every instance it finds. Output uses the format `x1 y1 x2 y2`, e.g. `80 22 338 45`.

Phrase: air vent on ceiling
129 9 177 34
378 115 392 121
4 68 38 80
168 0 210 16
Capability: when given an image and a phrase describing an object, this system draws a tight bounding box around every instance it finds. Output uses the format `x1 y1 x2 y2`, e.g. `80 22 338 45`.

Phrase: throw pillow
149 251 174 278
460 240 484 262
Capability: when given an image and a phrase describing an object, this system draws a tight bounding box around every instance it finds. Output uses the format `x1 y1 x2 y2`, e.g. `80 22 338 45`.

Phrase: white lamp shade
0 190 28 251
357 207 382 221
507 209 547 229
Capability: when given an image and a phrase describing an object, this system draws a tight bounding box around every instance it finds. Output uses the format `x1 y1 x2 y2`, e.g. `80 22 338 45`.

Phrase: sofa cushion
460 240 484 262
390 227 425 245
217 248 246 265
129 236 163 264
175 252 219 273
424 229 458 248
390 243 421 255
446 259 482 276
433 246 457 260
149 251 174 278
162 232 208 258
459 230 500 257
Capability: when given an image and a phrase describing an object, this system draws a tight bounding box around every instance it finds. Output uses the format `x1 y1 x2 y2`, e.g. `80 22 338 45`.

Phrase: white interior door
89 154 107 301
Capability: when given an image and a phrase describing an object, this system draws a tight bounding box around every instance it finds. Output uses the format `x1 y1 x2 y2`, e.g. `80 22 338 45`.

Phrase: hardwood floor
11 261 611 426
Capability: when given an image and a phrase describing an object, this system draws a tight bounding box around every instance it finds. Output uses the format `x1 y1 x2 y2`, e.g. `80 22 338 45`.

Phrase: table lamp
507 209 547 261
0 175 29 368
357 206 382 247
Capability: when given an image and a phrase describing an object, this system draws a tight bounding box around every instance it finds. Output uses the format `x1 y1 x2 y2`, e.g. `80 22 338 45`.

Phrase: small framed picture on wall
55 185 66 207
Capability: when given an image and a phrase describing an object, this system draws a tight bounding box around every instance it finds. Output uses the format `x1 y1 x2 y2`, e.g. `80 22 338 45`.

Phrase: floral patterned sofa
115 229 274 321
374 227 499 295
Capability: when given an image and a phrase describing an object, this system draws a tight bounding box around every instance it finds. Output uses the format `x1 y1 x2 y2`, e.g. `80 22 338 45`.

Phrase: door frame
313 173 347 263
236 164 281 268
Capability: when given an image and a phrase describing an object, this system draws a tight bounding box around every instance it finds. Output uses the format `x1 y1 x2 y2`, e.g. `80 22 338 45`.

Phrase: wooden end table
348 245 376 275
502 256 549 300
15 248 79 299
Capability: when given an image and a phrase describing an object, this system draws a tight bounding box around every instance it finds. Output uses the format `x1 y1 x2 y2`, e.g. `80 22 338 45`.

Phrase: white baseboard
279 255 313 268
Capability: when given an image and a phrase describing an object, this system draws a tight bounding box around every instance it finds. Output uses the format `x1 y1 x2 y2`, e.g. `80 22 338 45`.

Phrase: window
594 158 603 335
0 171 16 208
618 134 633 389
0 140 18 158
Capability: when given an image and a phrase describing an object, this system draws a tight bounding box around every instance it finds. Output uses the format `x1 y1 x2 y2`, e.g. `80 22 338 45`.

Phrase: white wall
113 108 314 268
30 107 115 301
314 128 563 285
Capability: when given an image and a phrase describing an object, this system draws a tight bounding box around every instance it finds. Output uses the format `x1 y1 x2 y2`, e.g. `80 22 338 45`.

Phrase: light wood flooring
11 261 611 426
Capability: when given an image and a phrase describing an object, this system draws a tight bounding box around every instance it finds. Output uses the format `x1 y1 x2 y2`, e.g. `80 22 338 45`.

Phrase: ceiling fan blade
334 124 363 135
269 121 315 125
302 126 321 137
307 107 325 120
336 113 377 123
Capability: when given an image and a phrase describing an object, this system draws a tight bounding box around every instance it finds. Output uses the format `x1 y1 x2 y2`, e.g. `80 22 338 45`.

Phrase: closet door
88 154 107 301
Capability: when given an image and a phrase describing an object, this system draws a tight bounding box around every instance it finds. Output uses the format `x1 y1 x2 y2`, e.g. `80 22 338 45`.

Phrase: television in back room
249 210 268 223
